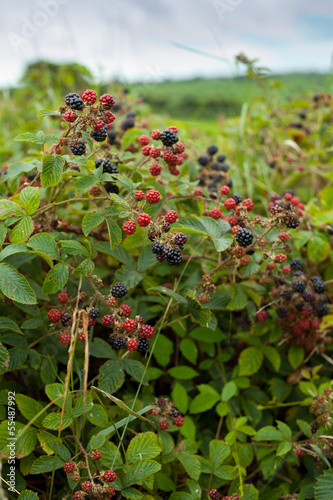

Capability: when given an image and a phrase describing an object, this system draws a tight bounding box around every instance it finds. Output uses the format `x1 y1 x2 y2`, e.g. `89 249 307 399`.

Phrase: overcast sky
0 0 332 87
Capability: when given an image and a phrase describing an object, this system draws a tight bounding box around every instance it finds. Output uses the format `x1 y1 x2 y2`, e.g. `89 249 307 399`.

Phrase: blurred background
0 0 333 119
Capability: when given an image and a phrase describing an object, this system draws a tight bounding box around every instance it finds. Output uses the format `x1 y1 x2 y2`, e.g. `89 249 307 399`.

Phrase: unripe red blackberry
59 332 71 345
90 185 102 196
256 310 268 322
146 190 161 204
92 450 102 460
78 331 88 342
220 185 230 195
88 317 97 328
135 190 145 201
275 253 287 264
228 215 238 226
123 220 136 235
104 111 116 123
243 198 254 211
163 150 177 165
159 419 169 430
138 135 150 146
48 309 61 323
57 292 69 304
108 297 118 308
127 339 139 351
209 489 220 500
278 232 290 241
120 304 132 317
99 94 115 109
149 163 162 176
194 188 203 196
165 210 178 223
240 256 250 267
64 111 77 122
234 247 246 258
137 213 151 227
231 225 241 235
72 492 82 500
104 469 117 482
174 415 184 427
151 129 161 140
102 315 115 327
142 146 151 156
283 265 291 275
93 119 106 130
149 147 160 158
140 324 155 339
176 142 185 153
210 208 222 220
266 262 275 271
124 319 137 332
224 198 236 210
63 462 76 473
81 481 92 492
82 89 97 103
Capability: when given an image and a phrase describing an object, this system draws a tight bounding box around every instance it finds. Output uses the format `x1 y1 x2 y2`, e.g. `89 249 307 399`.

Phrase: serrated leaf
177 452 201 480
262 346 281 371
42 263 68 294
148 286 186 304
61 240 89 257
82 212 105 236
238 347 263 376
137 245 157 272
213 234 233 252
0 342 9 375
98 360 125 394
227 283 247 311
18 490 39 500
0 199 24 220
186 289 211 327
288 345 304 369
115 265 144 289
126 432 162 463
253 426 285 441
19 187 40 214
72 258 95 279
14 132 43 144
209 440 230 469
16 394 44 428
27 233 59 260
123 459 161 487
0 264 37 304
106 218 122 250
45 383 72 413
42 413 73 430
75 175 97 191
30 455 64 474
41 155 64 188
9 216 34 244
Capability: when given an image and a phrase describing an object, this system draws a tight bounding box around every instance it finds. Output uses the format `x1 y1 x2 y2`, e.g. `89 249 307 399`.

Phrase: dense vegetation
0 60 333 500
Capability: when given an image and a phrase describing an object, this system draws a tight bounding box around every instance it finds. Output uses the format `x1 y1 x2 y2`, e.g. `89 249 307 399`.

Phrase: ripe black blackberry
95 159 119 175
292 280 306 293
104 183 119 194
198 155 209 166
268 161 275 169
166 248 182 266
214 173 224 182
321 294 328 303
152 242 165 255
207 145 218 156
61 312 72 327
281 290 292 301
121 117 135 131
169 407 180 418
107 129 117 145
231 193 242 205
236 228 253 247
65 93 83 110
70 141 86 156
284 189 294 196
211 163 220 171
311 277 326 293
138 338 149 353
91 126 107 142
220 163 229 172
109 334 126 350
303 290 314 302
311 422 319 434
162 222 171 233
175 233 187 245
126 111 136 118
226 179 233 187
295 302 304 312
290 258 303 271
293 271 304 277
276 306 288 318
111 282 127 298
89 308 100 319
217 154 226 162
160 129 179 147
286 217 300 229
316 302 329 317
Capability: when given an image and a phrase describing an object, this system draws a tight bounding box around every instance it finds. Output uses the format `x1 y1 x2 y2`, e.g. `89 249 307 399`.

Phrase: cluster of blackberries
257 260 330 352
268 191 305 228
151 231 187 266
209 490 240 500
236 228 253 248
151 397 185 430
160 129 179 147
95 158 119 194
197 145 231 199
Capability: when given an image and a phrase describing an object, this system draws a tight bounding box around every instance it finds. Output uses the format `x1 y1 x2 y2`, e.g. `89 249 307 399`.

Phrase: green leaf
262 346 281 371
0 264 37 304
189 326 224 343
106 218 122 250
242 485 259 500
0 317 22 334
42 263 69 294
75 175 97 191
45 383 72 413
61 240 89 257
221 381 238 401
137 245 157 272
14 132 43 144
213 234 233 252
99 360 125 394
253 426 285 441
41 155 64 188
72 258 95 279
214 465 238 480
120 359 148 384
0 226 7 247
170 494 193 500
228 284 247 311
122 487 143 499
115 265 144 290
209 440 230 469
307 234 330 263
177 452 201 481
123 459 161 487
82 212 105 236
90 338 116 359
276 440 292 456
168 366 199 380
315 470 333 500
288 345 304 369
180 338 198 364
0 199 24 220
190 385 220 414
186 289 211 327
18 490 39 500
187 479 202 500
10 216 34 244
0 342 9 375
126 432 162 463
20 187 40 214
16 394 44 428
172 383 189 414
95 244 135 269
42 413 73 430
153 334 174 367
30 456 65 474
28 233 59 260
148 286 186 304
238 347 263 376
86 404 109 427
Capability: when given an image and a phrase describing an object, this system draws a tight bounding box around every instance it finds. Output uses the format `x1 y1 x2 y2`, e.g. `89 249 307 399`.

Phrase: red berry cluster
209 491 240 500
152 397 185 430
